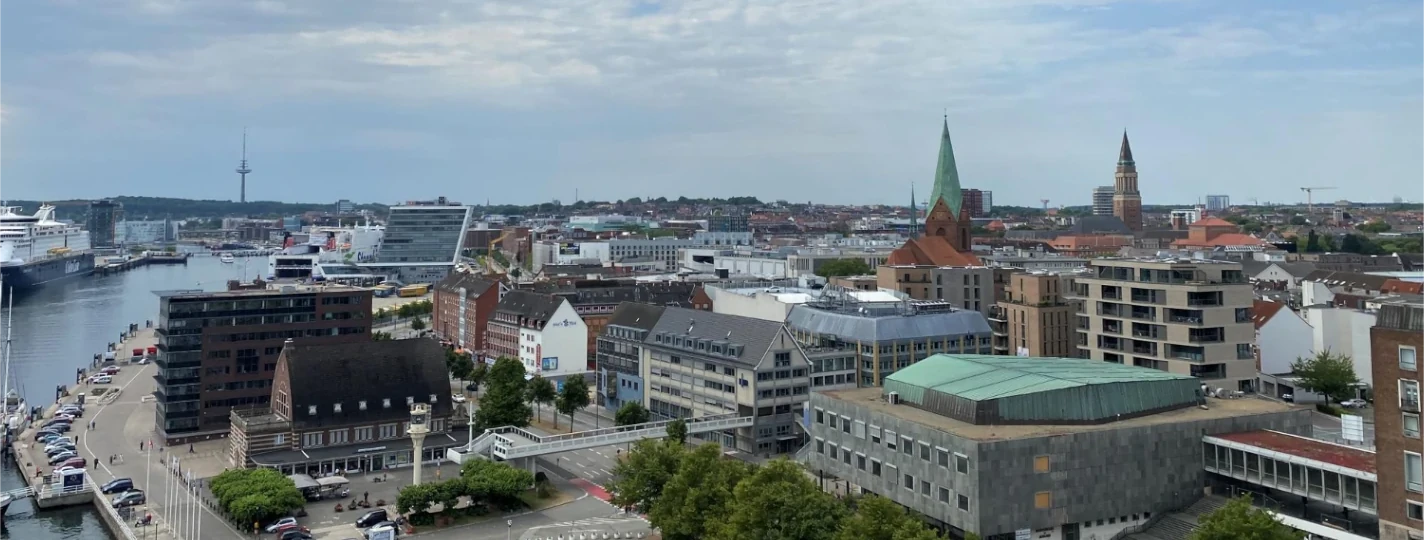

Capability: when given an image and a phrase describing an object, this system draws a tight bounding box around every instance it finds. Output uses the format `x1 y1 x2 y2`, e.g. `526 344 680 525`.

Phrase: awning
316 476 349 487
287 474 319 490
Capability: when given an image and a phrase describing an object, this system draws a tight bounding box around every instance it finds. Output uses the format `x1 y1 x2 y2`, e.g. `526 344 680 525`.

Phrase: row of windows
297 419 447 448
815 438 970 511
305 395 438 416
816 408 971 473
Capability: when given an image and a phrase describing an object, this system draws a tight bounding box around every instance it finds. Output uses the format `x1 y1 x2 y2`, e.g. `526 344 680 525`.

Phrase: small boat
220 253 235 264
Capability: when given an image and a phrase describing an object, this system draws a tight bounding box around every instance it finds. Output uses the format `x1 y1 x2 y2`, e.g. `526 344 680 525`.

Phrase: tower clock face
412 413 427 426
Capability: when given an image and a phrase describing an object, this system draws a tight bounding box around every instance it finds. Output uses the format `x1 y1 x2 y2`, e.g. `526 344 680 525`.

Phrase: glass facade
371 206 471 264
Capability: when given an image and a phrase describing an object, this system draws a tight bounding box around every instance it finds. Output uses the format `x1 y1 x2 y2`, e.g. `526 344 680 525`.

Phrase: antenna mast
236 128 252 203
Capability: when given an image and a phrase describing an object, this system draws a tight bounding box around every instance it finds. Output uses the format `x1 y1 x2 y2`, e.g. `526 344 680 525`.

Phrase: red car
272 524 311 536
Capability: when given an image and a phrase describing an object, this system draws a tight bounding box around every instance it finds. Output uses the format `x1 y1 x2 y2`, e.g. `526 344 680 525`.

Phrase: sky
1 0 1420 207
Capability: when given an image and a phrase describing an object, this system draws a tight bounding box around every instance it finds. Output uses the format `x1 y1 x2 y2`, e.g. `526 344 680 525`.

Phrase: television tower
236 129 252 203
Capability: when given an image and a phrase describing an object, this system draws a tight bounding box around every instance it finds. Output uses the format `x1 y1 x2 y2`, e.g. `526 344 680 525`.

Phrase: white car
89 375 113 384
1340 398 1368 408
451 393 466 403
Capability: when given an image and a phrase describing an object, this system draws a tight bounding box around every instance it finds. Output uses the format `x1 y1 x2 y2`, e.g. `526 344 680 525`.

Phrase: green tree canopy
666 418 688 446
835 495 943 540
815 258 873 278
615 402 651 426
651 444 755 540
1190 495 1298 540
410 317 426 332
445 349 474 381
608 438 686 513
526 375 556 424
1355 221 1391 234
1290 350 1361 403
711 459 848 540
556 376 591 432
467 360 489 393
209 468 305 527
473 356 532 430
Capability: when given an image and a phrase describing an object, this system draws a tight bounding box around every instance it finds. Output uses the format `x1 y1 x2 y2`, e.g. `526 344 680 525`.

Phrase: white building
488 291 588 384
1253 301 1314 376
116 220 177 245
1303 306 1376 388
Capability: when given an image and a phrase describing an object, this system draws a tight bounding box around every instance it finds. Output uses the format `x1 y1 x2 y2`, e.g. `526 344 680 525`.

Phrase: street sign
1340 414 1365 443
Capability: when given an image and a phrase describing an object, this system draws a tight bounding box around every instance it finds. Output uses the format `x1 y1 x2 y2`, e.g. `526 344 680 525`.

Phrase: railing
87 476 140 540
1189 334 1224 343
1168 315 1203 325
500 415 754 459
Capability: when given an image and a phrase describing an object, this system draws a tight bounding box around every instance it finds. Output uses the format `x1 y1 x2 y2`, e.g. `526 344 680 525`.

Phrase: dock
93 254 190 276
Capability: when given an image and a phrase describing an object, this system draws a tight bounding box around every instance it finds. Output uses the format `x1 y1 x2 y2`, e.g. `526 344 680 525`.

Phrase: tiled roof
886 235 982 266
434 271 496 297
283 338 450 430
644 307 786 367
1172 233 1270 248
1381 279 1423 295
1301 270 1392 291
1192 217 1237 227
1213 430 1374 474
495 290 566 322
1251 300 1287 329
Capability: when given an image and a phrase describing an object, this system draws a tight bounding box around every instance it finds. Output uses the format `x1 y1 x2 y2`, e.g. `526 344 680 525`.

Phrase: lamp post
407 403 430 486
506 519 513 540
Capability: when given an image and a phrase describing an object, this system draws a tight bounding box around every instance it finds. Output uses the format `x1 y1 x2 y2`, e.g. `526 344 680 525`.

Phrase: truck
397 284 428 298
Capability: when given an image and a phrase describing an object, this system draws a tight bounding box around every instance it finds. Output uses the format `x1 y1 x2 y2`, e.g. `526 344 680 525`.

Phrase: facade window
955 453 969 474
828 443 838 460
958 494 970 511
1402 346 1418 371
1035 491 1052 509
816 438 824 454
1407 500 1423 522
871 426 881 444
886 431 897 450
1405 412 1421 439
379 423 398 439
843 450 852 466
903 473 914 491
939 487 950 503
842 420 851 434
815 409 824 424
1034 455 1051 473
901 436 913 455
333 403 342 414
919 442 931 461
355 427 373 441
330 429 348 445
1407 451 1422 493
359 400 367 410
857 453 866 471
872 459 881 476
302 432 322 448
921 480 931 496
937 448 950 468
307 405 317 416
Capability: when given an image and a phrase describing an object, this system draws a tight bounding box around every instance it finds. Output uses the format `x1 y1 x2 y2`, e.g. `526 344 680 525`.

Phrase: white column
411 433 427 486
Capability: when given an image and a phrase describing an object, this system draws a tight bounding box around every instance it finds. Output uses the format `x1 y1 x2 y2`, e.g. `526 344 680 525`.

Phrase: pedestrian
139 441 144 451
363 491 369 503
188 443 194 453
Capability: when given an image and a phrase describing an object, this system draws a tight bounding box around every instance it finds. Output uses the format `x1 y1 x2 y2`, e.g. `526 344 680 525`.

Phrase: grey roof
1377 303 1424 332
496 290 566 322
435 271 496 297
1274 261 1318 277
1070 216 1131 234
606 302 667 331
283 338 450 430
557 282 700 309
785 305 991 343
644 307 786 366
1301 270 1392 291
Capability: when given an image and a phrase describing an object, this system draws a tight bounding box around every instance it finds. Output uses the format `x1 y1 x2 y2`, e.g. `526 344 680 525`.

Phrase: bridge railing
501 415 754 459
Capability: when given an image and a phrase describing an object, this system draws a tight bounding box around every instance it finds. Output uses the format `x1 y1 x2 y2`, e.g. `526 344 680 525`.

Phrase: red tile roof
1213 430 1375 474
1173 233 1271 248
887 235 982 267
1192 217 1237 227
1251 300 1286 330
1382 279 1423 295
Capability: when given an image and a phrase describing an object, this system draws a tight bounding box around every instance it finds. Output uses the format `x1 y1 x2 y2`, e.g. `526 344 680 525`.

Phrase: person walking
188 443 194 453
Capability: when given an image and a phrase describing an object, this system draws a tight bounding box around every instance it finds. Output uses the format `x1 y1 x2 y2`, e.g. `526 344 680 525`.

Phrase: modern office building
366 197 473 283
432 271 501 357
1371 303 1423 540
117 219 178 245
802 354 1310 540
990 271 1079 357
487 290 588 385
1204 195 1230 212
708 213 750 233
154 284 373 443
876 265 996 318
228 338 460 473
87 199 122 249
595 302 666 411
960 189 991 219
640 307 810 455
1072 258 1255 391
785 287 993 389
336 199 355 214
1092 186 1115 217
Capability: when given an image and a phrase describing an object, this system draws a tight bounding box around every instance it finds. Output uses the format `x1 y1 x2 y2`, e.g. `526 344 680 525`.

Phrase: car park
101 478 134 494
112 490 146 508
47 451 77 465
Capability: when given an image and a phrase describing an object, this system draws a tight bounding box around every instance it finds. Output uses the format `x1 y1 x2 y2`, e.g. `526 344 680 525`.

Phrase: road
1311 406 1376 448
527 405 628 489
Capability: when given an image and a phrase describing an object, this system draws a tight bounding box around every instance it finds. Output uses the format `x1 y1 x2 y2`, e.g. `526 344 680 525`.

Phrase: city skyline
2 0 1420 206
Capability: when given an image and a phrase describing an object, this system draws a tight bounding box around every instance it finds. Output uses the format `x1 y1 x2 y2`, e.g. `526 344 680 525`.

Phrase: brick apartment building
1370 303 1423 540
432 272 500 357
154 284 373 444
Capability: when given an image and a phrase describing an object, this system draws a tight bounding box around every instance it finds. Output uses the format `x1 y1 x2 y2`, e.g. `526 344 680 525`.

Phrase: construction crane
1299 187 1336 214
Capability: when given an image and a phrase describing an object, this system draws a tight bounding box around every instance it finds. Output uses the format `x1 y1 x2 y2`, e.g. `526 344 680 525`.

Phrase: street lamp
407 403 430 486
506 519 513 540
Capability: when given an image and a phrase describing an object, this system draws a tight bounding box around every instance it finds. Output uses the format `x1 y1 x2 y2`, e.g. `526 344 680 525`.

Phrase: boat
267 224 386 284
1 281 18 519
0 205 94 289
220 253 236 264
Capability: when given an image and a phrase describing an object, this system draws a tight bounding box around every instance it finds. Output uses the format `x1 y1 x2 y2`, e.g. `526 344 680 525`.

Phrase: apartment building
876 265 995 318
595 303 665 411
990 272 1078 357
640 307 810 455
431 271 500 356
487 290 588 385
1370 303 1423 540
1072 258 1256 391
154 284 373 443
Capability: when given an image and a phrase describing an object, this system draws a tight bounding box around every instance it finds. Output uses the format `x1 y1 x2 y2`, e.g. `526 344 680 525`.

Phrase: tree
608 438 686 514
1304 230 1321 253
650 444 754 540
1356 221 1391 234
666 418 688 446
473 357 532 430
447 351 474 381
615 402 651 426
468 360 489 393
209 468 305 527
373 331 393 341
526 375 557 424
815 258 872 278
1190 495 1298 540
835 495 943 540
410 317 427 332
711 459 848 540
1290 350 1360 404
461 459 535 511
556 376 591 432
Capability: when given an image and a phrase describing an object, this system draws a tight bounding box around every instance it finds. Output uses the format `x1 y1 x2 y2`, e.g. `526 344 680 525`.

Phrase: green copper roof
928 119 963 217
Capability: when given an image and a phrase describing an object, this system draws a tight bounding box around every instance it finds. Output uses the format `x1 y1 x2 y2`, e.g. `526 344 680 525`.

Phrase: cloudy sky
2 0 1420 207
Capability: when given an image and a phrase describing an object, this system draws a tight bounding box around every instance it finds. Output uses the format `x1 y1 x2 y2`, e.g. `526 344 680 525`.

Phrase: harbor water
2 251 264 539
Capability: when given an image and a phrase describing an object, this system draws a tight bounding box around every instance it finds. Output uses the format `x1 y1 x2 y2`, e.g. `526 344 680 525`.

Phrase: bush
209 469 304 527
1315 404 1344 417
407 512 436 526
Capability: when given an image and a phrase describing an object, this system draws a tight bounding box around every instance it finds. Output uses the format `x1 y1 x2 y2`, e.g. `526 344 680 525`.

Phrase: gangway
448 414 755 463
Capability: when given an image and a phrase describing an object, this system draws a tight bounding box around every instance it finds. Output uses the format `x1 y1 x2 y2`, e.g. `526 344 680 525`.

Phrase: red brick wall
1370 324 1423 532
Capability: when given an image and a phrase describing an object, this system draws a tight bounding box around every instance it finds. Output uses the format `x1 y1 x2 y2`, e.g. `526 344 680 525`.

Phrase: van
355 509 388 528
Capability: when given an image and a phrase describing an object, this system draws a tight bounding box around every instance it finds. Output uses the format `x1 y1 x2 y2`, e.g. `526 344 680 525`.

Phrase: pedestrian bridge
447 414 754 463
1202 430 1378 515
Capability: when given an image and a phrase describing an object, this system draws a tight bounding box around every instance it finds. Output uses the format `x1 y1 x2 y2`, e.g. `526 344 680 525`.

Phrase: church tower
925 118 973 251
1112 131 1143 231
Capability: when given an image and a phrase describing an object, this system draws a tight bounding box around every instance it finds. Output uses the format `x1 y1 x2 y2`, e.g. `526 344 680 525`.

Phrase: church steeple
909 184 919 239
928 117 963 217
1118 130 1135 166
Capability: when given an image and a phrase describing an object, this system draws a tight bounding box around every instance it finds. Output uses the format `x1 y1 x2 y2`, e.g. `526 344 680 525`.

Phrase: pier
92 254 190 276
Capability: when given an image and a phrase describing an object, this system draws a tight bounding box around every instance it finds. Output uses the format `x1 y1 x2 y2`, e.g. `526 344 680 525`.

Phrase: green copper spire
928 117 963 217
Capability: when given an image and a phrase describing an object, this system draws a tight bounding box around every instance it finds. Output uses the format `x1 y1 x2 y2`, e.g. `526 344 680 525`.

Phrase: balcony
1189 329 1225 343
1131 341 1158 356
1097 337 1123 352
1098 303 1123 318
1190 364 1227 380
1102 320 1123 335
1130 307 1156 321
1187 292 1224 307
1132 323 1164 340
1168 344 1206 362
1131 289 1164 304
1101 286 1122 301
1167 309 1204 325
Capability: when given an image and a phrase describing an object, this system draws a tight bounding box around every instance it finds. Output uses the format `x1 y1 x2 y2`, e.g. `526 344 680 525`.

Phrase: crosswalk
540 516 643 529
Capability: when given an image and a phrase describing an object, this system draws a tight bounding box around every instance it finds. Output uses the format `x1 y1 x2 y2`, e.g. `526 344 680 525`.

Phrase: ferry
0 205 94 289
220 253 236 264
267 224 386 284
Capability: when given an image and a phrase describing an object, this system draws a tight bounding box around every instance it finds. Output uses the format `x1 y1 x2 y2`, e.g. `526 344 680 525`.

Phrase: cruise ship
0 205 94 289
266 223 387 284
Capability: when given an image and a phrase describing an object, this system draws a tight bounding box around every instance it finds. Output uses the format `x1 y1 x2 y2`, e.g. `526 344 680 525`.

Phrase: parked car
362 522 399 538
52 466 83 475
45 445 76 457
465 383 478 393
88 375 113 384
47 451 77 465
101 478 134 494
355 509 389 528
1281 393 1294 403
112 490 146 508
1340 398 1369 408
56 457 87 470
57 408 83 418
451 393 466 403
45 442 75 453
277 531 312 540
45 437 74 448
264 517 299 533
36 432 64 443
101 366 121 375
44 423 71 433
43 418 72 428
273 524 311 536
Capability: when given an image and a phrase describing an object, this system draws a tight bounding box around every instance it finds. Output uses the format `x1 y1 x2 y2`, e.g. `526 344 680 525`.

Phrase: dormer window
334 403 342 413
307 405 317 416
359 400 367 411
429 394 438 403
406 396 414 406
383 398 391 409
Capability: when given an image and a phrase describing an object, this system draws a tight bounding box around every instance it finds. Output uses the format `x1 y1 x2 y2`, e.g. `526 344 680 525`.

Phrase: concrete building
117 219 177 245
1251 301 1325 403
487 290 588 386
981 254 1090 274
1204 195 1230 212
594 303 665 411
1072 258 1256 391
367 197 473 283
707 213 750 233
640 307 810 455
336 199 354 214
431 271 500 357
1112 132 1143 231
1302 306 1377 393
876 265 995 317
960 189 990 219
1092 186 1115 217
785 288 992 389
802 354 1310 540
1370 303 1423 540
87 199 122 249
228 338 459 472
990 272 1077 357
154 283 373 443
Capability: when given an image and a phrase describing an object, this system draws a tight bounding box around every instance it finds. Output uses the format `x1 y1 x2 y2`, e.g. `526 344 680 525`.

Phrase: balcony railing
1171 351 1205 362
1187 298 1222 307
1130 310 1156 321
1189 333 1225 344
1131 344 1158 356
1168 315 1204 325
1131 293 1163 304
1099 307 1123 317
1132 330 1162 339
